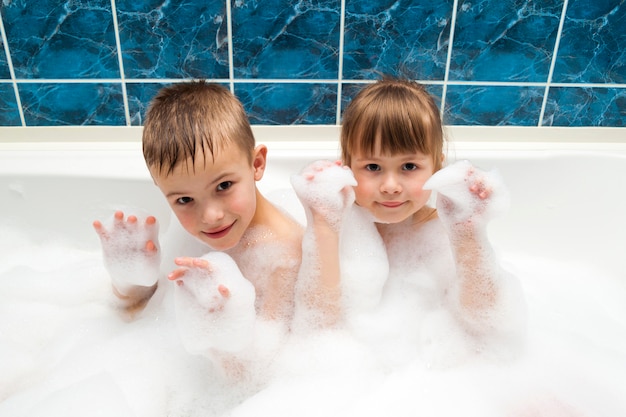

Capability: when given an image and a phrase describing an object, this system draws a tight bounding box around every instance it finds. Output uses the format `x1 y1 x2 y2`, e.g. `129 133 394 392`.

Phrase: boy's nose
201 203 225 224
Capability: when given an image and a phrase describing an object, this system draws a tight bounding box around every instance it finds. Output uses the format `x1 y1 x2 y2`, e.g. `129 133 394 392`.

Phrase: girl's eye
403 163 418 171
176 196 193 205
217 181 233 191
365 164 380 172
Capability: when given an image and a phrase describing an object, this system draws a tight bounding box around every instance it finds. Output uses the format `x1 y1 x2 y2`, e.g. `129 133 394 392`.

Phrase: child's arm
425 161 525 334
290 160 356 328
93 211 161 313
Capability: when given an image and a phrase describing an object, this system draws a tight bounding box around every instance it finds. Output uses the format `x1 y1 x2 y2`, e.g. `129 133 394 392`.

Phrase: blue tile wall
231 0 341 79
0 0 624 127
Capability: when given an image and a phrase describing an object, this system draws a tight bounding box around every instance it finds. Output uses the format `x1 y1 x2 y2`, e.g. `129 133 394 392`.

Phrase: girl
292 78 526 366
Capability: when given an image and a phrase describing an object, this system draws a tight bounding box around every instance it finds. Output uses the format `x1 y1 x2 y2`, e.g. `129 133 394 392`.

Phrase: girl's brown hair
142 80 255 176
341 78 444 171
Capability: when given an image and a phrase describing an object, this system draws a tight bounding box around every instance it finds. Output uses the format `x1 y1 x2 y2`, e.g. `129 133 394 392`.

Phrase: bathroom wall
0 0 624 128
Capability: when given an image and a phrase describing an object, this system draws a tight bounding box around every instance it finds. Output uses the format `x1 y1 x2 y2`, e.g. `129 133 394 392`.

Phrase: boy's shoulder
256 197 304 242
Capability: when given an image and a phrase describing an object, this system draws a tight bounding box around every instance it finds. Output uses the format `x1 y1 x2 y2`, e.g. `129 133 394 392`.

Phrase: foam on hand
97 211 162 290
290 160 356 230
173 252 256 355
424 159 510 225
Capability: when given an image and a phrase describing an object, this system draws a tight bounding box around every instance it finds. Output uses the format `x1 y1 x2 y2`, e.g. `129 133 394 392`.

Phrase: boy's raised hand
290 160 357 230
169 252 256 354
93 210 161 291
169 256 231 312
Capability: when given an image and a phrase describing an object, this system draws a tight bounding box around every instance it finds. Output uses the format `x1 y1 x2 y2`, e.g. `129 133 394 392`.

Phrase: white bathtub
1 126 625 272
1 126 626 416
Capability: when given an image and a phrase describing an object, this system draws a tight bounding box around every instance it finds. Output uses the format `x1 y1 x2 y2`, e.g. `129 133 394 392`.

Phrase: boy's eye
217 181 233 191
176 196 193 205
403 163 418 171
365 164 380 172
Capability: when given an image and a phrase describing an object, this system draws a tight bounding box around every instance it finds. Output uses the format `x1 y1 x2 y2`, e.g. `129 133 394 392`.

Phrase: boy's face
151 145 266 251
350 143 436 224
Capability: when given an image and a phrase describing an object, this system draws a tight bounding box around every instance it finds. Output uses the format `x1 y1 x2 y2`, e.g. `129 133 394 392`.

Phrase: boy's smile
203 222 235 239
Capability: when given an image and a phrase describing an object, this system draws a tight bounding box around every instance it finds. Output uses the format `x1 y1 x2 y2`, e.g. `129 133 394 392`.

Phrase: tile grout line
335 0 346 125
110 0 131 126
539 0 569 127
1 77 624 89
0 9 26 126
441 0 460 120
226 0 235 93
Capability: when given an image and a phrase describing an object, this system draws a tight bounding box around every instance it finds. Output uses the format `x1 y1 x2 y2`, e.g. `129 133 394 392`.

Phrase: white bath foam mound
16 372 135 417
339 204 389 313
173 251 257 355
1 207 626 416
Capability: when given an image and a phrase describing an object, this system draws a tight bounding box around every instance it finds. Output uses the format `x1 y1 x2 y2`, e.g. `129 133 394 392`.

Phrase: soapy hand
169 256 232 313
93 210 161 290
290 160 357 230
170 252 256 354
424 160 510 229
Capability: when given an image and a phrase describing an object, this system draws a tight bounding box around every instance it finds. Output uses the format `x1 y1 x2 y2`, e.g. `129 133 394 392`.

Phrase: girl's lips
379 201 404 208
203 223 234 239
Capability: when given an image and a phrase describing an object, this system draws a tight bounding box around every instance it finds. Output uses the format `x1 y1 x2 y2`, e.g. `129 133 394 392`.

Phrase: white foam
173 252 257 354
1 225 626 416
339 204 389 313
425 159 510 224
95 210 162 289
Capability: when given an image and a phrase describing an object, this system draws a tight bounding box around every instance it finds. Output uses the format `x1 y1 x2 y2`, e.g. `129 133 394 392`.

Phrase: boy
94 81 303 362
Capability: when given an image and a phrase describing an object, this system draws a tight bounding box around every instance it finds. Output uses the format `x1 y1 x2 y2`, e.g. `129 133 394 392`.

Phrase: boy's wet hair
341 77 444 171
142 80 255 176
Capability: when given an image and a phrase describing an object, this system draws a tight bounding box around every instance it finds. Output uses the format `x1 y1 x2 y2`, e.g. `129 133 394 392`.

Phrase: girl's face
151 145 266 251
350 144 437 224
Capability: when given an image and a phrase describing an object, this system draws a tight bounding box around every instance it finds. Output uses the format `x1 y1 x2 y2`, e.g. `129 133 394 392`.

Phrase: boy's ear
252 145 268 181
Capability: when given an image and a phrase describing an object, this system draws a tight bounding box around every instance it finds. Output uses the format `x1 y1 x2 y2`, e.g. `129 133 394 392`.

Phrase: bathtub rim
1 125 625 180
1 125 625 147
2 126 625 273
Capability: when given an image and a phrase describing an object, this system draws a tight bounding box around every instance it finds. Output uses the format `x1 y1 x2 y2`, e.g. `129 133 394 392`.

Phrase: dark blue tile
0 44 10 79
126 82 170 126
340 83 369 116
2 0 119 79
444 84 544 125
449 0 563 82
340 82 443 121
232 0 341 79
125 81 231 125
235 83 337 124
0 84 21 126
343 0 453 80
542 87 626 127
116 0 229 79
18 83 126 126
552 0 625 83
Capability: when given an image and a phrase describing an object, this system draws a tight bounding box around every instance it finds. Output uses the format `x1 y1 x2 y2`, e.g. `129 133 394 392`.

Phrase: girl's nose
380 173 401 194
